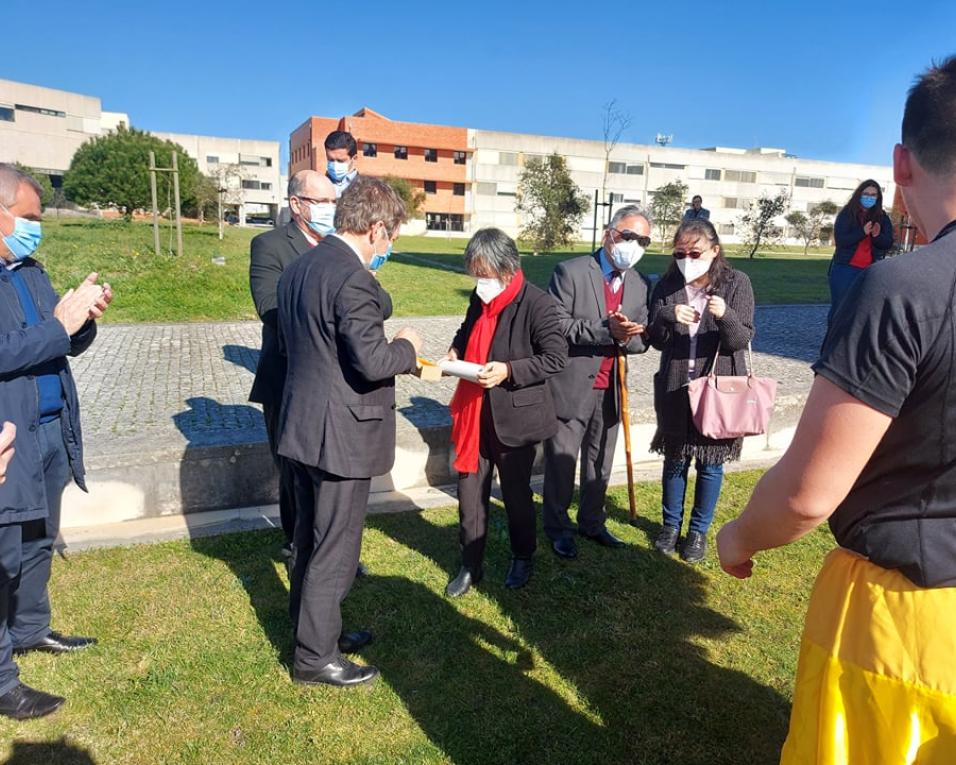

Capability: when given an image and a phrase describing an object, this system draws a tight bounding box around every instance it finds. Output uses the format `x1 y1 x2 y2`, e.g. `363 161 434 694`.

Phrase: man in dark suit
277 176 422 687
543 206 653 560
249 170 337 555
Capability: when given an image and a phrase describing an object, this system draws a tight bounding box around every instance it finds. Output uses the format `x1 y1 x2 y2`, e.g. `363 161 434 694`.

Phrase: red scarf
849 209 874 269
449 270 525 473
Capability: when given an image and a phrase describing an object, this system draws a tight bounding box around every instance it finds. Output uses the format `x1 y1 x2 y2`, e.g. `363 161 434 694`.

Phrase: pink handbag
687 344 777 439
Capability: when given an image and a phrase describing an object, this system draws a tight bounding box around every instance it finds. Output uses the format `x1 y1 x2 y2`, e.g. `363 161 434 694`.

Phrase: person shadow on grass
369 502 792 765
3 738 96 764
173 397 294 669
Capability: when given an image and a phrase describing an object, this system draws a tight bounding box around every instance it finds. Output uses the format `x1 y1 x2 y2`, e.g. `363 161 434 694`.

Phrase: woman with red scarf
445 228 567 597
827 179 894 325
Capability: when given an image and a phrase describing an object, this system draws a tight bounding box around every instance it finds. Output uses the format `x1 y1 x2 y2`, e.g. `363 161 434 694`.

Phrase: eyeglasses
294 195 335 205
673 250 707 260
611 228 651 248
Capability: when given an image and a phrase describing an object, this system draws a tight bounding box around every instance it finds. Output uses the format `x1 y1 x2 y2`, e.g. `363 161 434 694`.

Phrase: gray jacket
0 260 95 523
547 252 650 421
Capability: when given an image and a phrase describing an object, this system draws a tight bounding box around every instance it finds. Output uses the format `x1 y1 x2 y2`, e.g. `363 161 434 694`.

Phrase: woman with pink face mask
646 219 755 563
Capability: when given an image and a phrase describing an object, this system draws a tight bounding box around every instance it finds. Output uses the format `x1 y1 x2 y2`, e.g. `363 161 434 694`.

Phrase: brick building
289 107 471 232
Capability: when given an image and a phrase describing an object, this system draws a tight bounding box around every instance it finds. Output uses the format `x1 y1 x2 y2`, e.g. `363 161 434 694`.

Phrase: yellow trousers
781 548 956 764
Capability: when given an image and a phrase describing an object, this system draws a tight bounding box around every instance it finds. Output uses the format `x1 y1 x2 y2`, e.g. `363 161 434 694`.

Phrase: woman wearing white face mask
646 219 755 563
444 228 567 596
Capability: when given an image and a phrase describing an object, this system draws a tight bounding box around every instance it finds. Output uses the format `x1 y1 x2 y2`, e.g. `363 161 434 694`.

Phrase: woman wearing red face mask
646 219 756 563
827 179 894 324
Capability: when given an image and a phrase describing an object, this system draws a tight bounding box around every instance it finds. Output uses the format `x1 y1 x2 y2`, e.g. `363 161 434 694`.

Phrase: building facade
152 132 281 222
290 108 472 232
0 78 128 183
296 107 894 244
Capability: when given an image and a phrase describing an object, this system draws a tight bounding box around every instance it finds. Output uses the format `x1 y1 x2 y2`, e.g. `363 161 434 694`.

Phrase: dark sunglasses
611 228 651 248
673 250 707 260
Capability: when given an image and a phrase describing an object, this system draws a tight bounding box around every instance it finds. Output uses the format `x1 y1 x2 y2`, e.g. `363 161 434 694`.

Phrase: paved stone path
71 305 827 456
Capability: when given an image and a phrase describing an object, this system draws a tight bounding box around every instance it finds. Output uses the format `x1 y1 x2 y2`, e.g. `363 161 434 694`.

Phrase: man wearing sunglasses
543 206 653 559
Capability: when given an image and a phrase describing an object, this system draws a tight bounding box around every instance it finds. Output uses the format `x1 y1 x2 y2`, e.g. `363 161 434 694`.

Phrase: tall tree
516 153 590 251
739 191 789 258
650 180 688 245
785 200 838 255
63 125 199 221
600 99 632 204
383 176 426 218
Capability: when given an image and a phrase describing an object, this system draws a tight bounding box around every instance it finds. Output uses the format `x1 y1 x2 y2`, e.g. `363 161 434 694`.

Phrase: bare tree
601 99 632 204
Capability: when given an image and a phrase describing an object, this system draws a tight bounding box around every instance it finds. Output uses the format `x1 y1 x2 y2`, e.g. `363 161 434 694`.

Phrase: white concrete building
0 78 126 181
469 129 895 244
152 132 282 223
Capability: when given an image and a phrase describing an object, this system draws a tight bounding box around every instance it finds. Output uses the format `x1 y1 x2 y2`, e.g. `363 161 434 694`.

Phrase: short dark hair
334 175 406 235
692 195 703 203
902 55 956 176
324 130 357 157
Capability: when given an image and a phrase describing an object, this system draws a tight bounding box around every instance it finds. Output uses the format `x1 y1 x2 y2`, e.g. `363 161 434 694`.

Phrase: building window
454 150 466 165
15 104 65 118
363 143 377 157
626 164 644 175
795 176 825 188
718 224 735 235
206 155 219 165
241 180 271 190
0 106 14 122
426 213 464 232
724 170 757 183
609 193 624 203
704 168 721 181
497 190 516 197
424 181 437 194
608 162 627 175
476 182 496 195
650 162 686 170
394 146 408 160
239 154 273 167
424 148 438 163
453 183 465 196
498 152 518 166
722 197 739 209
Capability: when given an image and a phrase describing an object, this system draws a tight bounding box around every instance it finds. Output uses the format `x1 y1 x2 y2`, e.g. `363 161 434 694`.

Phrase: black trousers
457 403 537 572
0 417 70 695
542 386 619 539
289 465 370 672
262 400 298 545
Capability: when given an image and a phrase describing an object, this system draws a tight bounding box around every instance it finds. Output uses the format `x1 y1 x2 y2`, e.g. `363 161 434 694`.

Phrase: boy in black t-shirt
717 56 956 762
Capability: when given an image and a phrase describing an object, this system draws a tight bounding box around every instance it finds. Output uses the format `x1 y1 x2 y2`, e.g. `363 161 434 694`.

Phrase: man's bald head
288 170 335 201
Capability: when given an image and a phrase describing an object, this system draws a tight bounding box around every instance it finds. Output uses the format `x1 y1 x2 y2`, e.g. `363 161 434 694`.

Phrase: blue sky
4 0 954 168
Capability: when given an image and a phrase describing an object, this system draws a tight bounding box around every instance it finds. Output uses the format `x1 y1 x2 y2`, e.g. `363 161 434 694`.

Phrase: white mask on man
475 277 506 304
677 257 712 284
608 239 645 270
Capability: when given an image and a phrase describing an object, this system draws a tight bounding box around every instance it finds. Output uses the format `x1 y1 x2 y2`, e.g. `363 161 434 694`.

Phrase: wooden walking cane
616 347 637 524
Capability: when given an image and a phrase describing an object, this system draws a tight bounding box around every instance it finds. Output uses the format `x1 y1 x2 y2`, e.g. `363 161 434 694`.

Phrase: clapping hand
54 272 108 336
674 304 701 325
706 295 726 319
863 221 874 236
871 221 882 238
0 422 15 485
608 310 644 343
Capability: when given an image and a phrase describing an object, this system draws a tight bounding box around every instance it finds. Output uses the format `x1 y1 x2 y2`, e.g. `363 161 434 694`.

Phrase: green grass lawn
37 219 832 323
0 471 832 764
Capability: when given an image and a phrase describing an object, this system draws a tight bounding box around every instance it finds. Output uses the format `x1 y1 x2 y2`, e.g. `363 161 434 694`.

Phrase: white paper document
437 359 484 383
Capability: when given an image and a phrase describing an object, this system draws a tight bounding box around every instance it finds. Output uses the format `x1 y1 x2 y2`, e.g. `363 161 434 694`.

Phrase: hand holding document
413 356 483 382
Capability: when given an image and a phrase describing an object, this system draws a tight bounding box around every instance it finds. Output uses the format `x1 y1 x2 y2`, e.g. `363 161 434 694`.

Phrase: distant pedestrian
325 131 359 197
682 195 710 222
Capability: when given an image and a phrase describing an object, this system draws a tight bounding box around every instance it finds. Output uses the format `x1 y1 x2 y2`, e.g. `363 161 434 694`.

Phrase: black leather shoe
504 558 533 589
293 657 379 688
579 528 626 548
445 566 482 598
681 531 707 563
338 630 373 654
356 561 369 578
551 537 578 560
0 683 65 720
654 526 680 555
13 631 97 656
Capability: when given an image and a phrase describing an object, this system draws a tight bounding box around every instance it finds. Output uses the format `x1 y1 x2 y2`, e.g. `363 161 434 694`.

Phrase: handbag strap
707 341 755 379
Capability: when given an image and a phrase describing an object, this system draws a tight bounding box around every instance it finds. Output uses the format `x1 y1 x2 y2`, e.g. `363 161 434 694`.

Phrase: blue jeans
827 262 864 325
661 457 724 535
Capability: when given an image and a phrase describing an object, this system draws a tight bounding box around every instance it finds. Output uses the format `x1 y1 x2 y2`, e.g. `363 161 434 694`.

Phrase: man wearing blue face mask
542 205 653 560
250 170 342 560
0 163 112 720
324 131 359 198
